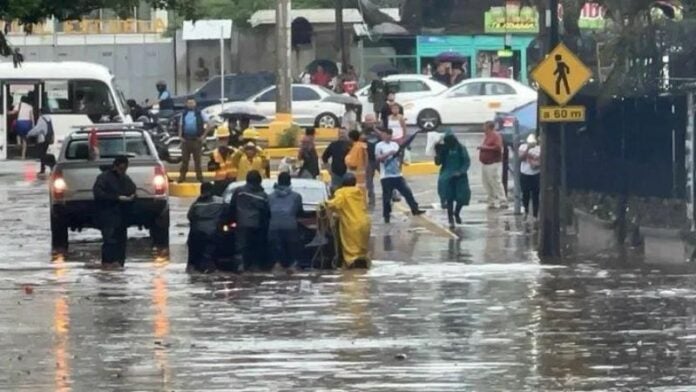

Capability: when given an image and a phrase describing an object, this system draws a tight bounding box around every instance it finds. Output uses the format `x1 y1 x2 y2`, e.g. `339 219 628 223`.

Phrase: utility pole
335 0 348 71
539 0 563 260
269 0 293 142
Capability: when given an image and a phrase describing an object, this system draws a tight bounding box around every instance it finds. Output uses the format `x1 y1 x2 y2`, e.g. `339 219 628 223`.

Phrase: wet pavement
3 138 696 391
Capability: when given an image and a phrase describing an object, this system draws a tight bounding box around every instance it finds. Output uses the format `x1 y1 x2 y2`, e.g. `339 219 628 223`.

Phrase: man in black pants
26 108 55 175
375 129 425 223
226 170 270 271
187 182 224 273
92 156 136 268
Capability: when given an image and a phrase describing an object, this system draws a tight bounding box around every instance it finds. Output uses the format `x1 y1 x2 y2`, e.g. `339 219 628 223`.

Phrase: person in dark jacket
227 170 270 271
92 156 136 268
322 131 351 191
178 98 209 183
187 182 224 273
362 114 382 207
268 172 305 269
298 127 320 179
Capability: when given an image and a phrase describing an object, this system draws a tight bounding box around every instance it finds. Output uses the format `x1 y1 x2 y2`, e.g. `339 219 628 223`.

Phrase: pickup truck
49 125 170 251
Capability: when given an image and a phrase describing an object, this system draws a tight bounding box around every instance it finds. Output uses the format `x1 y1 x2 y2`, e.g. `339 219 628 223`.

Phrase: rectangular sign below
540 106 586 122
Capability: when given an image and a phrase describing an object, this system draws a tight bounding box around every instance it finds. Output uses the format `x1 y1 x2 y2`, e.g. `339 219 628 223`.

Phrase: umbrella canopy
436 51 465 63
369 63 399 75
220 103 267 121
305 59 339 76
323 94 361 106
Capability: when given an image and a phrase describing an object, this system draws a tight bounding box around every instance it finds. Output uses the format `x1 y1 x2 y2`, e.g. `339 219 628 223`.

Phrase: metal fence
565 94 687 199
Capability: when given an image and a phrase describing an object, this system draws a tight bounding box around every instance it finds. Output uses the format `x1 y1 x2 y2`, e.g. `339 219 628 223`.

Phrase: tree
0 0 198 61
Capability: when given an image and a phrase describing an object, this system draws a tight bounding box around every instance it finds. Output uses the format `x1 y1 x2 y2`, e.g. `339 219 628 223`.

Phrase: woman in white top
11 95 35 160
519 133 541 219
341 104 358 133
386 103 407 144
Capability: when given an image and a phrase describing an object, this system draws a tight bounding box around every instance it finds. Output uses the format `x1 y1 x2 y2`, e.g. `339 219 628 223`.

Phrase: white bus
0 61 132 160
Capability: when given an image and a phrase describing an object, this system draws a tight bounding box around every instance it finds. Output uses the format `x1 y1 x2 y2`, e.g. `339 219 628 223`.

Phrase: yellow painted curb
402 162 439 176
264 146 327 159
169 182 201 198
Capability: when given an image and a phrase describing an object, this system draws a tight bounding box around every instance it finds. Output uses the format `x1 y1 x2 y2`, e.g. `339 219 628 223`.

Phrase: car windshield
65 136 151 160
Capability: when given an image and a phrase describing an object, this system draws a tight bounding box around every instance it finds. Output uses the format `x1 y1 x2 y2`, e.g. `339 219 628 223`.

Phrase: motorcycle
136 110 183 164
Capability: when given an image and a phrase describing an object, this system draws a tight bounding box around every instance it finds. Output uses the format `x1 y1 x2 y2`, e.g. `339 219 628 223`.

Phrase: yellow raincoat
211 148 235 181
326 186 371 267
231 148 269 180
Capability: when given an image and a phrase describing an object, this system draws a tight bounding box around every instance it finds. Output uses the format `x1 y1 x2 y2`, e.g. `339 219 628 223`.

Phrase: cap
244 141 257 150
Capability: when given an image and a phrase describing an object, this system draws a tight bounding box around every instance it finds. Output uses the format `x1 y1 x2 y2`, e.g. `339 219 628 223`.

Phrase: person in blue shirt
178 98 209 183
156 80 174 111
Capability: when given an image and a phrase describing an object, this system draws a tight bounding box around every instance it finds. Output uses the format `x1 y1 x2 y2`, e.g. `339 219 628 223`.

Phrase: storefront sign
561 3 607 30
484 6 539 34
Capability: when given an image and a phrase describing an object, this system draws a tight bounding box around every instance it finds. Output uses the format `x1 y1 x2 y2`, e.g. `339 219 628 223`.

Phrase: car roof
0 61 113 81
68 130 146 140
383 74 437 82
230 178 327 189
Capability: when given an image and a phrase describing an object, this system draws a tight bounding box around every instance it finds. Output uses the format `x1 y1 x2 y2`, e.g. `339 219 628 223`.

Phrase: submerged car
217 179 337 268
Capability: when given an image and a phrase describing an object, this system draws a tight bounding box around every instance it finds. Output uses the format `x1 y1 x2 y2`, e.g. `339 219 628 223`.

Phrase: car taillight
51 170 66 199
153 165 167 195
222 222 237 232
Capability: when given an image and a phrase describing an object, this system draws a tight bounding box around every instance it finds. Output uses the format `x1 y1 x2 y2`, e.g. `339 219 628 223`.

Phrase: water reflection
52 253 71 392
152 255 171 389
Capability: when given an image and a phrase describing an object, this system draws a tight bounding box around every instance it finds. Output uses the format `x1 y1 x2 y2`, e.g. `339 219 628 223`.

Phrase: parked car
203 84 346 128
218 178 336 267
49 124 170 250
403 78 538 130
169 72 275 110
355 74 448 119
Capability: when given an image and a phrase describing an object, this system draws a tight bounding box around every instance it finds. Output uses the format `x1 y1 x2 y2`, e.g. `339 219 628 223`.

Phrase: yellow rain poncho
326 186 371 267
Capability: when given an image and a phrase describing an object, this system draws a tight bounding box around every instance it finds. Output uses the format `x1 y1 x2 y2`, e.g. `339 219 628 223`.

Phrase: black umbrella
369 63 399 75
305 59 339 76
436 51 465 63
219 103 266 121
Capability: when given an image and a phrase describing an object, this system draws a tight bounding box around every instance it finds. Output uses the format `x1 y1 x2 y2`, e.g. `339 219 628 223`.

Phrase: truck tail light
51 169 66 200
153 165 167 195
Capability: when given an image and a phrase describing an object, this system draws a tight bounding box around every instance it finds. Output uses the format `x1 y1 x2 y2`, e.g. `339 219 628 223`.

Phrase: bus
0 61 132 160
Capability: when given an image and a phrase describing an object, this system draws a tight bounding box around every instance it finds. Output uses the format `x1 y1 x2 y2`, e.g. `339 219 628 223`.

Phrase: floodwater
3 158 696 391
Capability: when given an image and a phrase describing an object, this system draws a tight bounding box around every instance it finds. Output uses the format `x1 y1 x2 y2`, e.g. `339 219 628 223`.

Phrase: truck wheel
51 213 69 251
150 208 170 248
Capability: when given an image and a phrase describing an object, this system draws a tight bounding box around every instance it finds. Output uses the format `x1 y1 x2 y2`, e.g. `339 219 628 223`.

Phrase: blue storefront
416 35 536 84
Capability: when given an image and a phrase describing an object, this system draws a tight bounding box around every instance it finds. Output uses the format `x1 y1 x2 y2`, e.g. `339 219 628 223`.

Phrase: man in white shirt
519 133 541 219
375 129 425 223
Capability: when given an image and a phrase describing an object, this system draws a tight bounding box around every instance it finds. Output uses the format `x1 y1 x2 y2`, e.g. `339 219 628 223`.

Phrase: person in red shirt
311 65 331 88
478 121 508 209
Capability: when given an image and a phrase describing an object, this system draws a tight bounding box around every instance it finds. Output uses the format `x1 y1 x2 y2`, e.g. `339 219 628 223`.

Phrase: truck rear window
65 136 151 160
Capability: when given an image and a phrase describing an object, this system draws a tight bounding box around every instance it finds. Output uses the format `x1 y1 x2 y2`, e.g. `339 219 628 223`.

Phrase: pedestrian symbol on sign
531 43 592 106
554 54 570 95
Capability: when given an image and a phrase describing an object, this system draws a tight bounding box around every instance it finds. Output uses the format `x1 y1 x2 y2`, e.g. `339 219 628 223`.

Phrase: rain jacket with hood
326 186 371 267
268 184 305 268
187 194 224 272
227 183 270 270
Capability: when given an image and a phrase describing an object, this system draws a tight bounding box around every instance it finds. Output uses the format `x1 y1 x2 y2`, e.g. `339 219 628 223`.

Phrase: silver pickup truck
49 125 170 250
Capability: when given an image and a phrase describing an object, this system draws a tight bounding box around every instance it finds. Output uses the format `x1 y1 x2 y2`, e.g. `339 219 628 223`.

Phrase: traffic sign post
540 105 586 122
531 43 592 106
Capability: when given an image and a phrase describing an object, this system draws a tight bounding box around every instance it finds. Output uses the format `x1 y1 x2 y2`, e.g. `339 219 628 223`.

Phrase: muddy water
2 168 696 391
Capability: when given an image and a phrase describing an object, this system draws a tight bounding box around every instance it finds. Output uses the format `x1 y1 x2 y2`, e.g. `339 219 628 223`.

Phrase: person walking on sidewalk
435 130 471 226
178 98 209 183
478 121 507 209
519 133 541 220
376 128 425 223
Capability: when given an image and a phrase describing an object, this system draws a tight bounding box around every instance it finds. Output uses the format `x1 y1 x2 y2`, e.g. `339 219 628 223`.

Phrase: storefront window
476 50 521 80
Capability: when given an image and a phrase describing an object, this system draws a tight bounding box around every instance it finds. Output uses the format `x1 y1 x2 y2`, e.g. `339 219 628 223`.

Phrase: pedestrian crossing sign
531 43 592 106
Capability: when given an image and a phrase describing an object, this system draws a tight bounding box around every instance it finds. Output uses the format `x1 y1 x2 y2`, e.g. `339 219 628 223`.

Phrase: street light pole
538 0 563 260
268 0 293 145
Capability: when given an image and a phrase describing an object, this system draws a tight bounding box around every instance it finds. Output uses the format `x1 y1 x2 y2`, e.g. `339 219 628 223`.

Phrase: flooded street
3 160 696 391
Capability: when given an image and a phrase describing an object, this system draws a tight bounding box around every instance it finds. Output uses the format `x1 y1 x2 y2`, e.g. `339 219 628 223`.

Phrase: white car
355 74 448 119
403 78 538 130
203 84 345 128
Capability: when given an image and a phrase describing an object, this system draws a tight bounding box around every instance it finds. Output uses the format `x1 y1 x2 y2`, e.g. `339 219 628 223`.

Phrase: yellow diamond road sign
531 43 592 106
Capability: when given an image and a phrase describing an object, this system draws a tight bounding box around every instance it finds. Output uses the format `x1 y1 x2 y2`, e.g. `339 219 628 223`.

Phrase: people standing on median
92 156 136 269
519 133 541 220
298 127 320 179
345 130 368 188
362 114 382 207
268 172 305 270
187 182 224 273
478 121 508 210
375 128 425 223
226 170 270 272
435 130 471 227
178 98 209 183
325 174 371 269
322 130 351 191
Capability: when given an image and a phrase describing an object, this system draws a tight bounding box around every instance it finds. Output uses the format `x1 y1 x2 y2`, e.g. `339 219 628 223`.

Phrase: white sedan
403 78 538 130
203 84 345 128
355 74 448 119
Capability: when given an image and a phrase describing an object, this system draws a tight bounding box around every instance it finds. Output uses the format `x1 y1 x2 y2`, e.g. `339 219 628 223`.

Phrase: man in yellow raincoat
229 129 270 179
325 173 371 268
233 142 268 182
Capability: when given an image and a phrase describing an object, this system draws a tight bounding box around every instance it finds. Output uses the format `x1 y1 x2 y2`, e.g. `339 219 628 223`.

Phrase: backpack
45 116 55 145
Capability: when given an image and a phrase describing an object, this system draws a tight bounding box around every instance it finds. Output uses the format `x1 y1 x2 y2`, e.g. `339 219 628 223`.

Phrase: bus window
71 80 116 117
